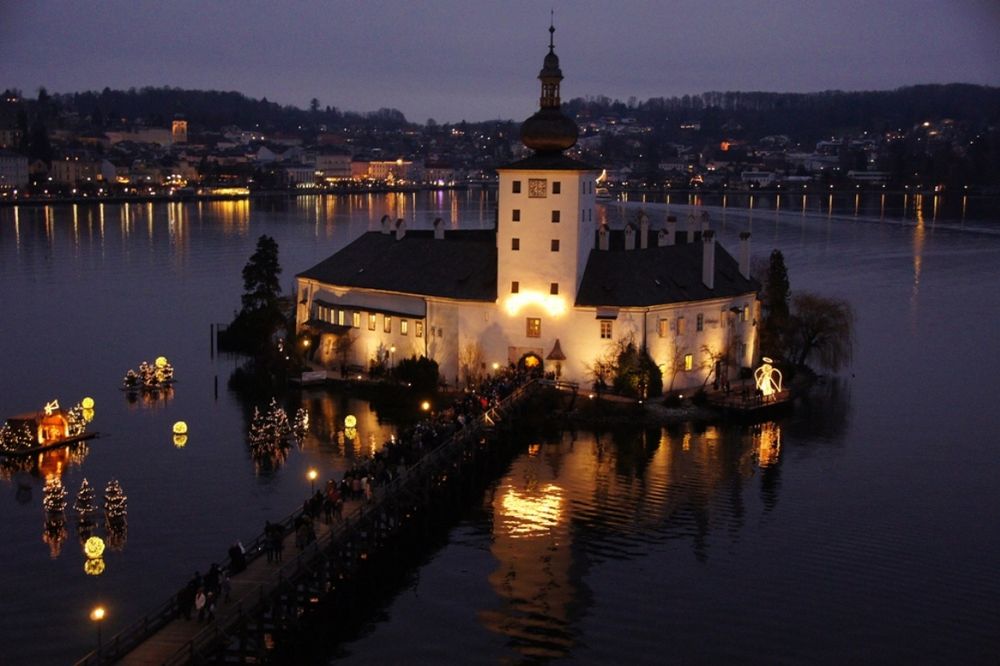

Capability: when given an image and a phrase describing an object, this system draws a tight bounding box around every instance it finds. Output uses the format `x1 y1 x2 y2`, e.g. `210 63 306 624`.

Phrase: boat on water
0 399 98 457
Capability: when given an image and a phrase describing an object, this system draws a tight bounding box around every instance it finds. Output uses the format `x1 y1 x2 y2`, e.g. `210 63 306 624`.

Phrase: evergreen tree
104 479 128 527
66 403 87 437
759 249 790 359
73 478 96 519
43 476 67 514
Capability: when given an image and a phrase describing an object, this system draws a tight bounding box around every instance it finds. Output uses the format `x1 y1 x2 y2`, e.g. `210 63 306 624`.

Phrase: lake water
1 190 999 663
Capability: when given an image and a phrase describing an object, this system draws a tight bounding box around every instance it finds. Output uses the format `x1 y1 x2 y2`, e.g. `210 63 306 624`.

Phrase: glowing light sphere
420 401 431 412
85 559 106 577
83 536 105 559
172 421 188 435
81 397 95 410
155 356 169 369
173 434 188 448
344 415 357 428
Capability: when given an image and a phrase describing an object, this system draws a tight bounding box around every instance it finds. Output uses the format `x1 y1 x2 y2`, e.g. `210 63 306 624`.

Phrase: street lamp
307 468 318 494
90 605 106 657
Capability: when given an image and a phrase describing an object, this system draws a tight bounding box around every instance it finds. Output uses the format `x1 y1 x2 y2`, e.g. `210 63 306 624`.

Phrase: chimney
639 213 649 249
395 218 406 240
624 223 636 250
380 214 391 234
739 231 751 279
660 215 676 246
433 217 444 240
702 229 716 289
598 224 609 251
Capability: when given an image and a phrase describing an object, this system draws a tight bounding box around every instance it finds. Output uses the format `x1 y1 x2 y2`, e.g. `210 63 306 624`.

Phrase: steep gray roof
297 230 497 302
497 153 594 171
576 232 759 307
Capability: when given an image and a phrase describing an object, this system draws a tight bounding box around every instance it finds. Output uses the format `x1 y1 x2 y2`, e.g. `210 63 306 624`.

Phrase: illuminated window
352 311 361 328
512 238 520 251
552 181 561 194
550 282 559 295
368 313 376 331
526 317 541 338
512 180 521 193
512 209 520 222
384 316 392 333
743 305 751 322
677 316 687 335
511 281 519 293
696 313 704 332
551 210 560 223
415 321 424 338
338 309 346 326
600 320 612 339
551 239 560 252
401 319 409 335
684 353 694 371
658 318 669 337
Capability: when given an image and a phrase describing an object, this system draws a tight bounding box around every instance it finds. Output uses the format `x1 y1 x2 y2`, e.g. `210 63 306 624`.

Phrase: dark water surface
1 191 999 663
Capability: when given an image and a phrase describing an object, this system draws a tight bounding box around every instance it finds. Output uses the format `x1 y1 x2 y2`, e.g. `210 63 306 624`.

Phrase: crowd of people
174 366 535 621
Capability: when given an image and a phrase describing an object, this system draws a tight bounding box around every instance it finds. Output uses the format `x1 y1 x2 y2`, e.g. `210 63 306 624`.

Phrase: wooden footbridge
75 380 542 665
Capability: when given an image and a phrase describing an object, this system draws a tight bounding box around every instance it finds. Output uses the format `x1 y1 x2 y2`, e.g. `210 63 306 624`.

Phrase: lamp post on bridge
90 605 106 660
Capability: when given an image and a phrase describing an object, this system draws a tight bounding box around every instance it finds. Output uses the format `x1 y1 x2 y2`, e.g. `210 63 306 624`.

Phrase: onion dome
520 23 579 154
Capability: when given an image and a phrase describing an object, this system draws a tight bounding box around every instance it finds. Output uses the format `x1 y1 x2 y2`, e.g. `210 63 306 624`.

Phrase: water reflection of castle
484 423 782 659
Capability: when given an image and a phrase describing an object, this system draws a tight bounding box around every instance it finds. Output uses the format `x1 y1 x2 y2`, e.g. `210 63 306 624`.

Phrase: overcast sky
2 0 998 123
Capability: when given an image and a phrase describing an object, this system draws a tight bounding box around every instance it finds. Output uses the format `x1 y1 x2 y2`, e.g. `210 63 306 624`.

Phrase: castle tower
496 24 596 343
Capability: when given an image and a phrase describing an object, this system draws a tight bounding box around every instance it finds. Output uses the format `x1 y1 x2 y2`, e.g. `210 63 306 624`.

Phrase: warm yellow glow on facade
503 291 567 317
499 484 564 537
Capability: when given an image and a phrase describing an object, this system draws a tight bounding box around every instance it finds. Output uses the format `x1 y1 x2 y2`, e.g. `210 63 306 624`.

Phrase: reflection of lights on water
755 422 782 468
85 557 105 576
173 434 188 448
499 484 563 537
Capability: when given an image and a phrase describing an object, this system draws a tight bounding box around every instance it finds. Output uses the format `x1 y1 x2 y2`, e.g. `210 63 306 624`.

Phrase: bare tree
459 342 486 387
787 293 854 372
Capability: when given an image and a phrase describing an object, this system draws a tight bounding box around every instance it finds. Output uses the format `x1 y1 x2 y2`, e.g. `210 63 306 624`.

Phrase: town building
295 26 759 390
0 149 29 189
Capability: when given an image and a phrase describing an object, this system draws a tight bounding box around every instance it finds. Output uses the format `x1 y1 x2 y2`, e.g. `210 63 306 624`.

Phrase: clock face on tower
528 178 548 198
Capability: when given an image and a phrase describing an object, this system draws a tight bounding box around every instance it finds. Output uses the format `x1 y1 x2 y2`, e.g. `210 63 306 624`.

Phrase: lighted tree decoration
104 479 128 529
292 408 308 443
247 407 271 454
122 368 140 391
73 478 96 521
66 403 87 437
43 476 67 515
138 361 156 388
267 398 291 443
0 422 35 453
156 360 175 384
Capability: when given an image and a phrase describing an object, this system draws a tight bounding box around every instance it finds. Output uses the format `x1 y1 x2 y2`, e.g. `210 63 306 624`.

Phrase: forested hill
22 83 1000 141
51 87 411 131
565 84 1000 142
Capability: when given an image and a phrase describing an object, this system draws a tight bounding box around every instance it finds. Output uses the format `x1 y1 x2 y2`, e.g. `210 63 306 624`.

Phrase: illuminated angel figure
754 357 783 397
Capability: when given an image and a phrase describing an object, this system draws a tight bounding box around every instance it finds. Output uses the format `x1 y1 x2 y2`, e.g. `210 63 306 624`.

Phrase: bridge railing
75 378 539 665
